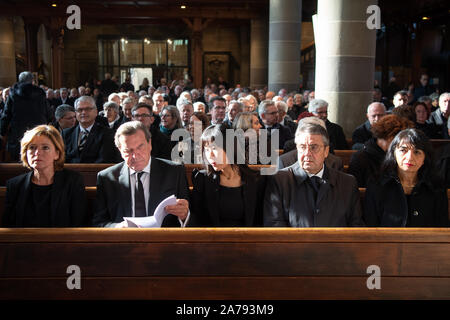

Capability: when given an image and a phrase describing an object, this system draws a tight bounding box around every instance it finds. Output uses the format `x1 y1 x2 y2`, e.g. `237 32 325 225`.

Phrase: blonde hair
20 125 65 171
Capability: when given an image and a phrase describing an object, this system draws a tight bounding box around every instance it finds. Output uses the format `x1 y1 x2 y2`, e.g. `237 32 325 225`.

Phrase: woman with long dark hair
364 128 449 227
189 123 266 227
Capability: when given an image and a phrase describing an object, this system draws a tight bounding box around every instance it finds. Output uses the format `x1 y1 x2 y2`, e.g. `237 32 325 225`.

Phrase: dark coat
189 168 266 227
351 120 372 150
264 123 293 151
325 119 349 150
0 82 52 159
55 97 75 107
347 138 385 187
93 158 190 227
264 162 364 227
426 109 449 139
150 125 173 160
287 104 306 122
62 123 121 163
282 118 297 137
2 169 87 227
277 149 344 172
434 144 450 188
364 174 449 227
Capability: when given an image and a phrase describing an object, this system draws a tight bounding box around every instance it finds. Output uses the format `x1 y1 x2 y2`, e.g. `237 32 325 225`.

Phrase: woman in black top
2 125 87 227
189 123 266 227
364 128 449 227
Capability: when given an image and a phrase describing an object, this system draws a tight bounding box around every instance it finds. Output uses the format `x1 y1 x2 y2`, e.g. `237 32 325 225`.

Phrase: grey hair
176 97 193 112
74 95 96 110
59 87 67 93
367 102 386 114
295 123 330 147
308 99 328 113
275 101 288 113
439 92 450 103
122 97 134 106
18 71 33 83
258 99 275 117
418 96 431 103
55 104 75 120
228 100 244 112
103 101 120 113
297 116 326 131
114 120 152 149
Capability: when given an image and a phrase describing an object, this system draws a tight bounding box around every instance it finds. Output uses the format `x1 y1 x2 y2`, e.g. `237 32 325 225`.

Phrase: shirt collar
80 123 94 133
306 165 325 179
129 157 152 176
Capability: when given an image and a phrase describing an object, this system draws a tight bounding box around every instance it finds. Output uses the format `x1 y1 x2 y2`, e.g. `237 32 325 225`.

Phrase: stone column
240 24 250 87
268 0 302 93
24 19 40 72
46 17 65 89
0 17 17 87
250 19 268 89
314 0 377 138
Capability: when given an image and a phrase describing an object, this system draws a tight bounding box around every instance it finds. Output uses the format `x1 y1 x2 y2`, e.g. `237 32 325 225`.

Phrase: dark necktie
310 176 322 201
135 172 146 217
78 130 89 152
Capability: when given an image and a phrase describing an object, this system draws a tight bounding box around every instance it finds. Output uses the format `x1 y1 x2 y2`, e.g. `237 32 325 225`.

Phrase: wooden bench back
0 228 448 299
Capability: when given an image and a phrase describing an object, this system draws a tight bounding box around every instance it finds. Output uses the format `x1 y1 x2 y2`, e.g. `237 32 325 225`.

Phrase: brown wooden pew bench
1 187 450 226
0 228 449 299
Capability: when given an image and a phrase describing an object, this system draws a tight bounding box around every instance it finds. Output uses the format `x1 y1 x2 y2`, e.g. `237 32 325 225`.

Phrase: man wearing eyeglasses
264 123 364 227
258 99 293 150
309 99 348 151
131 103 172 160
62 96 120 163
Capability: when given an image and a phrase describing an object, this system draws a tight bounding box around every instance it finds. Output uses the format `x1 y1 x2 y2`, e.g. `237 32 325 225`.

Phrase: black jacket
0 82 52 159
2 169 87 227
364 174 449 227
189 168 266 227
426 109 449 139
62 123 121 163
351 120 372 150
347 138 385 187
93 158 190 227
326 120 349 150
264 162 364 227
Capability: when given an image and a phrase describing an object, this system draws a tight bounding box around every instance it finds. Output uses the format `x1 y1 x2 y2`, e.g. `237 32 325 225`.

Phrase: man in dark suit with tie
258 99 293 150
62 96 120 163
93 121 190 228
264 123 364 227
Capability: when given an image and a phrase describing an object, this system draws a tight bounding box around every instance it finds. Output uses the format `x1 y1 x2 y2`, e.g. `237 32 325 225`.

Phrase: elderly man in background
53 104 77 133
258 99 293 150
351 102 386 150
308 98 348 151
209 96 227 125
224 100 244 127
275 100 297 136
177 98 194 129
427 92 450 139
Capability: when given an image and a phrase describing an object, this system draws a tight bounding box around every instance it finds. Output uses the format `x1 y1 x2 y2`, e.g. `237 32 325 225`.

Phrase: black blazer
189 168 266 227
62 123 120 163
364 174 449 227
2 169 87 227
264 162 364 227
93 157 190 227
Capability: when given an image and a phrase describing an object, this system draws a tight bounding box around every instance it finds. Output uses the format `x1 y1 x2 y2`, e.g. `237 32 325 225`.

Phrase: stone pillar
268 0 302 93
0 17 17 87
46 17 65 89
240 24 250 87
250 19 268 89
24 19 39 72
183 18 212 88
314 0 377 138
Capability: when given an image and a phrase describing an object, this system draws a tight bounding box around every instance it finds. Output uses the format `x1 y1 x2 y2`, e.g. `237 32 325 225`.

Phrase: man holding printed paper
93 121 190 228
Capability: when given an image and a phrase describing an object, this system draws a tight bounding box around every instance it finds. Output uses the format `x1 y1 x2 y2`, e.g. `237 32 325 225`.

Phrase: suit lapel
118 163 132 217
149 158 163 216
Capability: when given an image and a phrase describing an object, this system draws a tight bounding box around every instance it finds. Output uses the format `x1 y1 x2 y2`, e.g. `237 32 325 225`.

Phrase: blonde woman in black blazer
2 125 87 227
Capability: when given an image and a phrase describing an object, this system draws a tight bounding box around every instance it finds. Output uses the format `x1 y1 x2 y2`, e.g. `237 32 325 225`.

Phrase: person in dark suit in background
2 125 87 227
258 99 293 151
0 71 53 161
351 102 386 150
93 121 190 228
426 92 450 139
309 98 349 150
189 123 266 227
264 123 364 227
62 96 120 163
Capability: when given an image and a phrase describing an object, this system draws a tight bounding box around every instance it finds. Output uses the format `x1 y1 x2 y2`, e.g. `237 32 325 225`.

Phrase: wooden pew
0 228 448 299
1 187 450 225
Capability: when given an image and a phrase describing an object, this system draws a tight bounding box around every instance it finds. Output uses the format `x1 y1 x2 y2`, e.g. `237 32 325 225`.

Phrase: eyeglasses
298 144 325 154
133 114 152 118
76 107 95 113
161 114 172 118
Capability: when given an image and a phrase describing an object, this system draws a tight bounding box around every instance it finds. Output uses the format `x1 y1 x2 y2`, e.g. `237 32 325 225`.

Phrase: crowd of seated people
0 71 449 228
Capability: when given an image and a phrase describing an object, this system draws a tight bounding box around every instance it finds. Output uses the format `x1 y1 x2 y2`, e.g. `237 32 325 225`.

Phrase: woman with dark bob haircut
364 128 449 227
189 123 266 227
2 125 87 227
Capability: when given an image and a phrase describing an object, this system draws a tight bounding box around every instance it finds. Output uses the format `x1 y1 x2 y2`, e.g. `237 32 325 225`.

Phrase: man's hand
165 199 189 221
